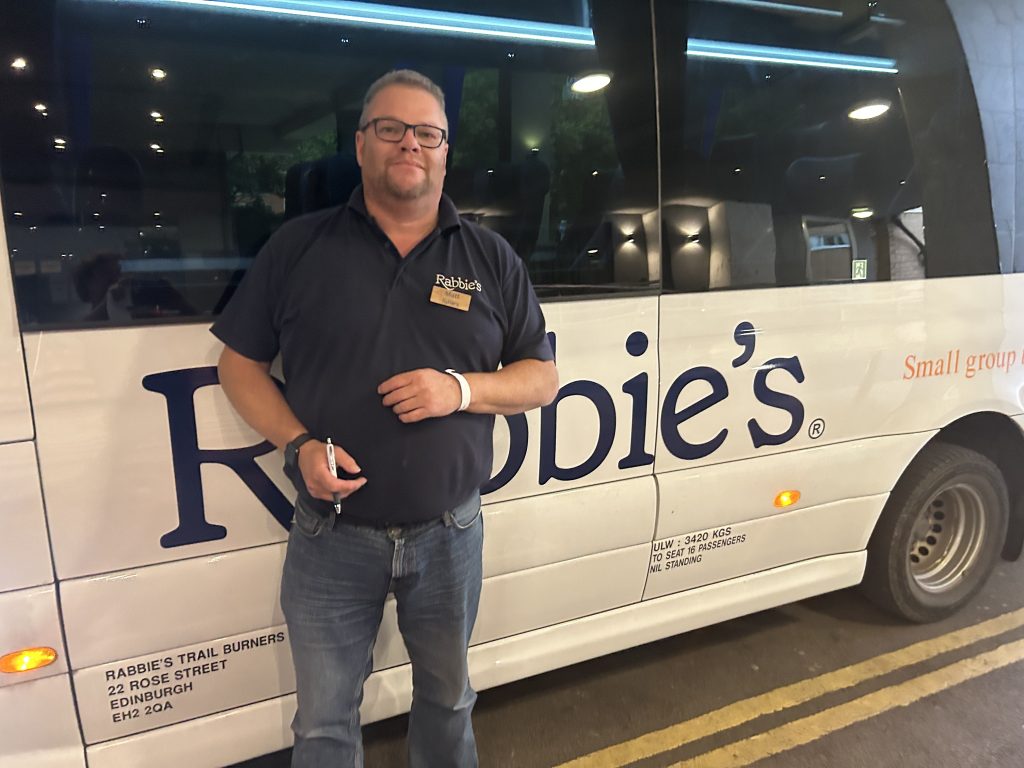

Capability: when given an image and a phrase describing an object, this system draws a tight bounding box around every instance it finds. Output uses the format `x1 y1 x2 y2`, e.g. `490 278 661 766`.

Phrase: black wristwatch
284 432 316 470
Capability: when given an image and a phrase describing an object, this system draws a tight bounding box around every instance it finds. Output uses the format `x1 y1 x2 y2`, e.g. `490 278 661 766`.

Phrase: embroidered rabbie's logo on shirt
435 273 482 293
430 273 481 312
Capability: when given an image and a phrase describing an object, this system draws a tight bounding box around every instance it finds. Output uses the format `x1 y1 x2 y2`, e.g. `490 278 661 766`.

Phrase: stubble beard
371 164 432 202
384 175 430 201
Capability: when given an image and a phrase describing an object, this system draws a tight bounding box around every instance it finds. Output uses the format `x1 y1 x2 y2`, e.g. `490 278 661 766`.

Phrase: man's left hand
378 368 462 423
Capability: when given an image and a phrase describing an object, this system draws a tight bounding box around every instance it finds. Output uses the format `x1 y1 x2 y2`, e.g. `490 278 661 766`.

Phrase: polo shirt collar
347 184 462 233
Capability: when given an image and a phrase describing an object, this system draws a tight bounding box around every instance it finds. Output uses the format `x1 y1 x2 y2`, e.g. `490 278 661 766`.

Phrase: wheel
862 441 1009 623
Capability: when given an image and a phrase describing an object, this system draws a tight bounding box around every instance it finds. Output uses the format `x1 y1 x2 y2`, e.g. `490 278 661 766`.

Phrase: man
212 69 558 767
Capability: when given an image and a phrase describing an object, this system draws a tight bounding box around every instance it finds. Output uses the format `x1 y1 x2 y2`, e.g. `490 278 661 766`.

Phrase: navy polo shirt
211 186 553 524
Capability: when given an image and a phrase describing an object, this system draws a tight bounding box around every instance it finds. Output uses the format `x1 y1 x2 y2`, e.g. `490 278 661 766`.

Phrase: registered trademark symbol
808 418 826 440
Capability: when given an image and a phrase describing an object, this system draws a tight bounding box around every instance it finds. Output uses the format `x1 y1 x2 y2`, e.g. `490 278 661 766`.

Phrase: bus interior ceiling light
848 100 892 120
687 39 898 74
571 73 611 93
86 0 597 46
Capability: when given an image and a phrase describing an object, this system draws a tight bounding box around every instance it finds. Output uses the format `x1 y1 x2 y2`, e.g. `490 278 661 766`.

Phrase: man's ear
355 130 364 166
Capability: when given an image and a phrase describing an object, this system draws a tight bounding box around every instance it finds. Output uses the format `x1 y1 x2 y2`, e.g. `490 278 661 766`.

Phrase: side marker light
1 647 58 673
774 490 801 508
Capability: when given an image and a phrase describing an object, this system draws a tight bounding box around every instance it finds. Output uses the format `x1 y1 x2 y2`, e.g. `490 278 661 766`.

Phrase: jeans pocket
448 500 483 531
292 497 328 538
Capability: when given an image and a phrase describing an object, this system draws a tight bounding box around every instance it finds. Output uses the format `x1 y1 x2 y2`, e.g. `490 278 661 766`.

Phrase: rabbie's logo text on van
142 321 809 549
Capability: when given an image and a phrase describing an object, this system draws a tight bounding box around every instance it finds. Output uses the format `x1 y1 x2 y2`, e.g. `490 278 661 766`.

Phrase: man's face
356 84 448 204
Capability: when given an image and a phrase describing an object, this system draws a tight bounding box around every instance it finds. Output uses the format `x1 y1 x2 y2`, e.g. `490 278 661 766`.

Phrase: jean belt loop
442 509 454 528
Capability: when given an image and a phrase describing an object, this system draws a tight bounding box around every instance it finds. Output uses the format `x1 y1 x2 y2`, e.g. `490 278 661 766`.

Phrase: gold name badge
429 285 472 312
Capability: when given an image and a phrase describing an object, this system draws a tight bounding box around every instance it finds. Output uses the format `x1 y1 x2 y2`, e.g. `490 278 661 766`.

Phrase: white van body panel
60 545 288 672
27 296 658 581
653 432 929 539
0 585 67 688
86 691 299 768
23 326 291 581
480 474 656 578
60 475 656 671
474 543 651 642
37 271 1024 742
74 624 292 744
0 123 75 768
643 495 884 599
0 440 51 592
73 540 652 743
0 192 32 444
83 551 864 768
486 295 659 503
656 276 1024 476
0 674 85 768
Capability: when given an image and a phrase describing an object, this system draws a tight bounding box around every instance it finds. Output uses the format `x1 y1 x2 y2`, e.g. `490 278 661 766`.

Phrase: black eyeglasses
359 118 447 149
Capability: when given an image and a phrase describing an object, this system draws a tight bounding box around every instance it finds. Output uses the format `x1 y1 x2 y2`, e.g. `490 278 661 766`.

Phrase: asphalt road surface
238 558 1024 767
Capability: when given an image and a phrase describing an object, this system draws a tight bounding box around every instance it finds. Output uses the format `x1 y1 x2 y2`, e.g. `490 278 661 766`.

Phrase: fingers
380 383 416 408
297 440 365 501
378 368 461 420
306 484 366 503
391 397 422 415
332 444 361 474
388 392 435 417
327 477 367 499
306 473 367 502
377 372 412 396
398 408 429 423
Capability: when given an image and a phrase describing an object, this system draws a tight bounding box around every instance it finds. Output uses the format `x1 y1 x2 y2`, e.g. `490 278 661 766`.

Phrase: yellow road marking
556 607 1024 767
673 635 1024 767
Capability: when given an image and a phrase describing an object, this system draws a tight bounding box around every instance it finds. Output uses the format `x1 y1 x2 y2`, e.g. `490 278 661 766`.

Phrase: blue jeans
281 492 484 768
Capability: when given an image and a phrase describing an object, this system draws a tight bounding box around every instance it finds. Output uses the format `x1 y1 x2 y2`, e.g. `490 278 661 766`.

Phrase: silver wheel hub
908 483 987 593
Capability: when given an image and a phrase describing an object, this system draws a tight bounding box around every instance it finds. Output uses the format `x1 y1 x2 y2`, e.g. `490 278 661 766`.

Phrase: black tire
862 441 1009 623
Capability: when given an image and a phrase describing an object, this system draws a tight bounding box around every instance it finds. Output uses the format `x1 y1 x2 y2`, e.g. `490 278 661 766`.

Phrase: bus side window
654 0 996 293
0 0 661 329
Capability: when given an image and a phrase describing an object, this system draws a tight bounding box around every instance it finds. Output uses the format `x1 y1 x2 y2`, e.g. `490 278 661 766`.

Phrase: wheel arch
926 411 1024 561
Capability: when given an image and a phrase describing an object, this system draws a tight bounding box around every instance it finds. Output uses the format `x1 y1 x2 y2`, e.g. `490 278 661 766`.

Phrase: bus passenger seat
285 153 360 218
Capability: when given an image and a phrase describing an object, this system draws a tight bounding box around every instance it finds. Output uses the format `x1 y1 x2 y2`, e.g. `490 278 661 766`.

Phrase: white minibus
2 0 1022 765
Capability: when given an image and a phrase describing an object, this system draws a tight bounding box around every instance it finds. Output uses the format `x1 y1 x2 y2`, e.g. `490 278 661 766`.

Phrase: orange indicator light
774 490 801 508
0 647 58 673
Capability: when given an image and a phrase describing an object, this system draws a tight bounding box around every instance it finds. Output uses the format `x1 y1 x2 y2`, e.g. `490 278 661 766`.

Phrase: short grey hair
359 70 446 127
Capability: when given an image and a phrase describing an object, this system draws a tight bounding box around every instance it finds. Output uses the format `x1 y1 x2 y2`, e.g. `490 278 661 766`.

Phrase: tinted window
655 0 995 292
0 0 659 329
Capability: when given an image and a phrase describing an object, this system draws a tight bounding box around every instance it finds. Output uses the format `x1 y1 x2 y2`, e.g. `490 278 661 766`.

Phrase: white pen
326 438 342 514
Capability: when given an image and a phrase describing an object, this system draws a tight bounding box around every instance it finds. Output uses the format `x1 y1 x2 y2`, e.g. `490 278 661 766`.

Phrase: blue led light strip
704 0 842 18
96 0 597 46
85 0 900 71
700 0 904 25
687 38 898 73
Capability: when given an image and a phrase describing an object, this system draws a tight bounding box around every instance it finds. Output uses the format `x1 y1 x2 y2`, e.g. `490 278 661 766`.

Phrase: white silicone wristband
444 369 471 412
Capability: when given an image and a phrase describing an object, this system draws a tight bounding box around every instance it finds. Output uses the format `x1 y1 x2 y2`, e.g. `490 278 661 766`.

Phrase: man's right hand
297 439 367 502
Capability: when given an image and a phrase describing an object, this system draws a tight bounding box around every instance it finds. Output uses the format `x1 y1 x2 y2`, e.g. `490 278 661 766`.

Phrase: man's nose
399 126 421 151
